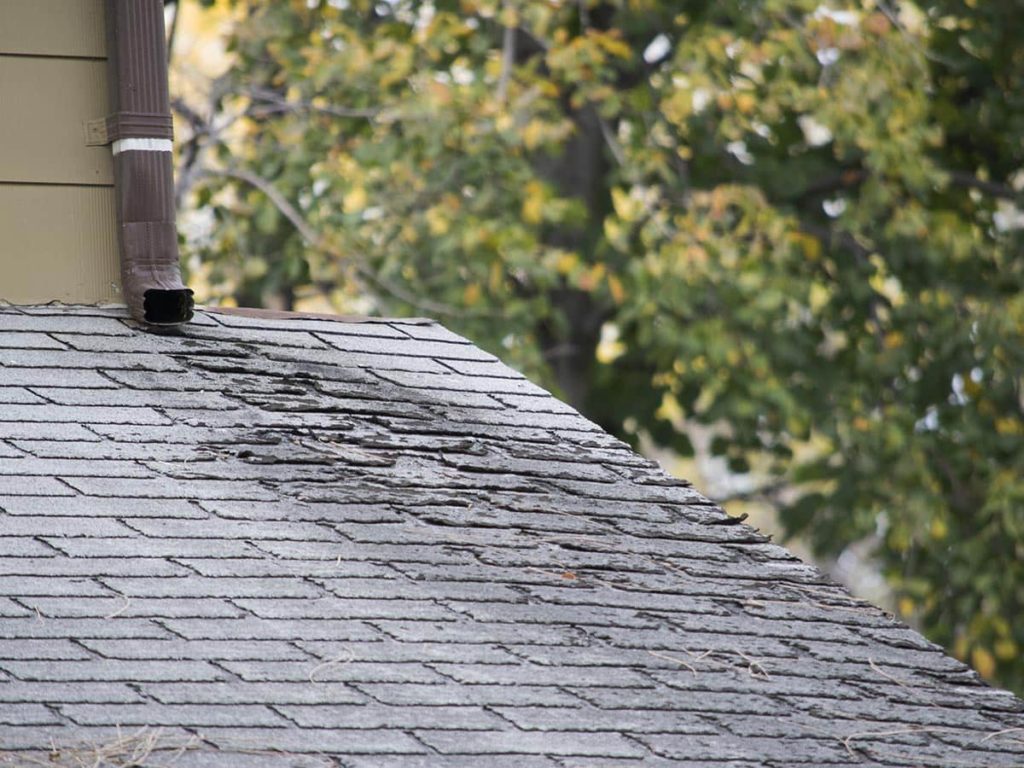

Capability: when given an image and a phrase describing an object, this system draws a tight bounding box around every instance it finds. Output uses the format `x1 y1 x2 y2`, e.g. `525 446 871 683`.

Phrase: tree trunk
533 105 612 411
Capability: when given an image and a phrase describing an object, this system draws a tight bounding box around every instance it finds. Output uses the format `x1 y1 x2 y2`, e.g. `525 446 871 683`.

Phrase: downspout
97 0 193 325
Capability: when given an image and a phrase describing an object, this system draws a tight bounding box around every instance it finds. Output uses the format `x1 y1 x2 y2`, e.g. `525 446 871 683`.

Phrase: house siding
0 0 120 305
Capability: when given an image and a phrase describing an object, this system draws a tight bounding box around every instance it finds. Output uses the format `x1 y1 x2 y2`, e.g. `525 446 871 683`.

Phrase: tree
172 0 1024 693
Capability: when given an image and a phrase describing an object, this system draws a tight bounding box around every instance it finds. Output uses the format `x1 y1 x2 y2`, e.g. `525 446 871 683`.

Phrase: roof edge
202 305 436 326
0 303 437 327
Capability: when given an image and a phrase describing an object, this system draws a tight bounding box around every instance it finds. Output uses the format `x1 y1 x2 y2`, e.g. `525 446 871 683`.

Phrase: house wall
0 0 121 305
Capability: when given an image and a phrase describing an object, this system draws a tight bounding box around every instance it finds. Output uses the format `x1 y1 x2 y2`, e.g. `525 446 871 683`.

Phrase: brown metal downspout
103 0 193 325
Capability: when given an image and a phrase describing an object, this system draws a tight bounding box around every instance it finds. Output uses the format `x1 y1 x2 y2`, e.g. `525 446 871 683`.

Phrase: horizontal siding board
0 0 106 58
0 185 121 304
0 56 113 185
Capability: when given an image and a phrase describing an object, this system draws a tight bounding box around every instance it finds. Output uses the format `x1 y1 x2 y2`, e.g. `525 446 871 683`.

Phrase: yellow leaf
929 518 948 540
971 647 996 679
611 188 642 222
498 5 519 27
523 120 545 150
556 252 579 275
897 597 915 617
954 635 969 660
522 181 545 225
608 274 625 304
463 283 482 306
661 91 692 125
736 92 756 114
864 12 891 35
808 282 829 312
488 261 504 293
596 322 626 364
594 32 632 60
883 331 904 350
603 217 625 245
343 186 367 213
995 639 1018 661
683 245 708 267
578 263 606 292
995 417 1023 435
427 80 452 105
791 232 822 261
425 206 450 236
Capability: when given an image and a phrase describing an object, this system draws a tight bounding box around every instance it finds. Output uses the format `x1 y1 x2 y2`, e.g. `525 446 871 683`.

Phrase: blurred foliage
173 0 1024 693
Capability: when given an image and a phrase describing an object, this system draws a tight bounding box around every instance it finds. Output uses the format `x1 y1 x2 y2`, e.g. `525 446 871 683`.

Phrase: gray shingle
59 703 287 727
0 704 65 726
0 617 171 640
0 476 75 496
0 368 113 389
0 404 170 425
0 387 47 405
415 729 646 757
0 305 1020 766
17 596 245 619
0 349 182 371
0 495 205 518
278 704 504 731
144 681 368 706
0 659 228 682
202 727 429 754
78 639 310 662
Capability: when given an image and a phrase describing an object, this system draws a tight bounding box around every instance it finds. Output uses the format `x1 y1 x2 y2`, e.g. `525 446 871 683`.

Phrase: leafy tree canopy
173 0 1024 693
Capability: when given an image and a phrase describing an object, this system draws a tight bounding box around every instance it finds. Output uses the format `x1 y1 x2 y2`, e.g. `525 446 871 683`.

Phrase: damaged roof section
0 305 1022 767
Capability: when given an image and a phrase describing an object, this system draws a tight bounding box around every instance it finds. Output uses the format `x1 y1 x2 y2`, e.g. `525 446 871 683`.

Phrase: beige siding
0 185 121 304
0 1 119 306
0 0 106 58
0 56 113 185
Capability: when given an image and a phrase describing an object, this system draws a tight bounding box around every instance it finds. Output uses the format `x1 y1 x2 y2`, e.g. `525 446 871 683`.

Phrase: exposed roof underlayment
0 305 1021 767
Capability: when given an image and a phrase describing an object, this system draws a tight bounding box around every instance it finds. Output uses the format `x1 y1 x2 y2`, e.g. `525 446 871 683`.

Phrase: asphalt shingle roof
0 304 1022 767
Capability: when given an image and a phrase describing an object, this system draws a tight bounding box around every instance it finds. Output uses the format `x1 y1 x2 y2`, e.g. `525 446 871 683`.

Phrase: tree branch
496 22 516 104
595 109 626 167
171 76 238 207
246 87 382 121
195 167 499 320
946 171 1018 200
800 221 887 345
789 169 866 203
716 479 788 506
788 166 1017 205
166 0 180 64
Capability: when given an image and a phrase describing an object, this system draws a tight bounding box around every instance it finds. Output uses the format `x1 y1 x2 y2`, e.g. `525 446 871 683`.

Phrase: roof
0 304 1022 767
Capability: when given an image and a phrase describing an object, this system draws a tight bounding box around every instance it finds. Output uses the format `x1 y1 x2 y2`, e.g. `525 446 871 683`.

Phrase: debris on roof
0 305 1022 766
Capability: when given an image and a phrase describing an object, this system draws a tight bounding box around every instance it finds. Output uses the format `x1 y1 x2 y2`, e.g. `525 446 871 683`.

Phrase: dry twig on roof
1 727 202 768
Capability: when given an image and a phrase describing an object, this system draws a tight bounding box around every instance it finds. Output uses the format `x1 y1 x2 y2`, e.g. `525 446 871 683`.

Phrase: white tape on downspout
111 138 174 155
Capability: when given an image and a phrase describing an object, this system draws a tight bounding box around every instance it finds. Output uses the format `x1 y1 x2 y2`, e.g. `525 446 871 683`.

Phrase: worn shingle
0 305 1022 766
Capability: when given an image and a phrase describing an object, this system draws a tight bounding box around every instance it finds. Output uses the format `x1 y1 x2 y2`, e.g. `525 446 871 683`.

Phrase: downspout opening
144 288 194 325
